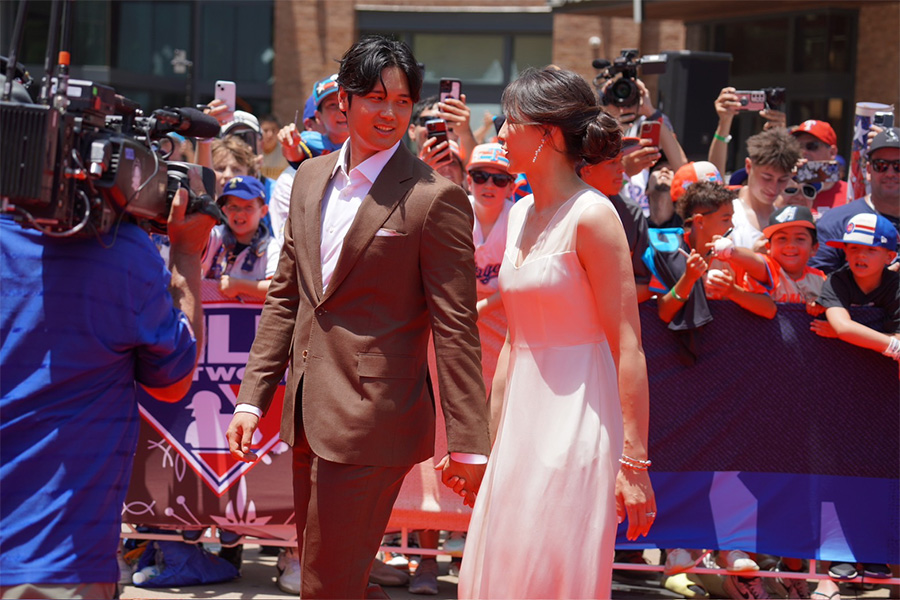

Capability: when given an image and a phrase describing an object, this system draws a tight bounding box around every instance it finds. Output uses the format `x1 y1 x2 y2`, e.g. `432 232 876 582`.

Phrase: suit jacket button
301 349 308 359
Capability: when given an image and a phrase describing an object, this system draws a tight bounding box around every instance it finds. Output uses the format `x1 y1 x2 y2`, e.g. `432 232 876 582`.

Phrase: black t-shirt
817 265 900 333
609 194 651 284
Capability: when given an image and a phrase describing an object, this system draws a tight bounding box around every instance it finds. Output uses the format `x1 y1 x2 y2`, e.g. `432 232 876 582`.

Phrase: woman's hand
615 467 656 541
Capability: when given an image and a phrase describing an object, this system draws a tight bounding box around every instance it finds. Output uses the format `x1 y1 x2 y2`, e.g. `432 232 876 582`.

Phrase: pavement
120 546 897 600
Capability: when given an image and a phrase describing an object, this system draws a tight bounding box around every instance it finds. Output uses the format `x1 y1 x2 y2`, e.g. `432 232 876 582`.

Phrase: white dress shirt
235 141 485 464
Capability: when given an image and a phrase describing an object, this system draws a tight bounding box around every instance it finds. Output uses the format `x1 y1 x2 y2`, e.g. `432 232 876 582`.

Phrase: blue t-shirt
0 218 196 585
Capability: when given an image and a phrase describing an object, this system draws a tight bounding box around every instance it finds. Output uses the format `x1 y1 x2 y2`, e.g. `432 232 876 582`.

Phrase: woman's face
497 117 545 175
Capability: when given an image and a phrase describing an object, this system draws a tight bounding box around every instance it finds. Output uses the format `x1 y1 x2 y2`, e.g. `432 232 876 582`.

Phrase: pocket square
375 228 406 237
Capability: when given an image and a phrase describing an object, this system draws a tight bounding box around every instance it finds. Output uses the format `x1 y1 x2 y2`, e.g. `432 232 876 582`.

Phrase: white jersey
472 197 514 298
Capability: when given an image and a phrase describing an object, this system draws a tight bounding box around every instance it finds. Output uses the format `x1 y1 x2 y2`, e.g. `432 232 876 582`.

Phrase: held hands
226 412 260 462
615 467 656 541
435 454 486 508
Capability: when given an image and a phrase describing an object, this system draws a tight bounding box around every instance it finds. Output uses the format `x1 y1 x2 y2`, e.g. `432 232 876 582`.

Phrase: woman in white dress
458 66 656 599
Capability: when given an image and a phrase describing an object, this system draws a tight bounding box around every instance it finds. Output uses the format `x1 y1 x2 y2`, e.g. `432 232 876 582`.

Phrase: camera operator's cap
219 176 266 204
825 213 898 251
867 127 900 158
312 74 339 109
763 205 816 239
670 161 723 203
302 94 317 122
791 120 837 147
467 143 509 172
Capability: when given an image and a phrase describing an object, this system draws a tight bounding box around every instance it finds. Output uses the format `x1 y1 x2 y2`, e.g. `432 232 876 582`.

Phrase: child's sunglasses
469 170 514 187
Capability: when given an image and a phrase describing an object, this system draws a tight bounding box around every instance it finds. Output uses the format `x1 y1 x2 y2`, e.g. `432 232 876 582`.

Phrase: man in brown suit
225 36 491 598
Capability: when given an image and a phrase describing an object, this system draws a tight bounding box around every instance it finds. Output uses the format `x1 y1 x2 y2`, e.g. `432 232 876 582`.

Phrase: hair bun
581 111 622 164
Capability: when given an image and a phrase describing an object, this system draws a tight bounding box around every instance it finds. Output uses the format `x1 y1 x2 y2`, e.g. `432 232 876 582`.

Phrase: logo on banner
138 304 286 496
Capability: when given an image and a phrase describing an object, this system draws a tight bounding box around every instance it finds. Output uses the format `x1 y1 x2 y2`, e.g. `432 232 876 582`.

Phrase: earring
532 137 546 163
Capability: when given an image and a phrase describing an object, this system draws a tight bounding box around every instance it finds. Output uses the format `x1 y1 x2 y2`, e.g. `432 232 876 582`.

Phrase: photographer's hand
761 108 786 131
440 94 477 163
419 135 452 170
205 98 234 127
623 139 660 177
709 87 740 174
636 79 655 118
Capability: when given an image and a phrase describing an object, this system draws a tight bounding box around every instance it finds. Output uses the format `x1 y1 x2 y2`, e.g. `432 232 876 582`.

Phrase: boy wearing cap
790 119 848 214
811 127 900 274
202 176 281 301
717 205 826 308
811 213 900 360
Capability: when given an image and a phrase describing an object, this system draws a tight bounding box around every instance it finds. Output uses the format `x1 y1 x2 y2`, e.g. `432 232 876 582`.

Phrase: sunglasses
871 159 900 173
783 183 818 199
803 140 823 152
469 170 514 187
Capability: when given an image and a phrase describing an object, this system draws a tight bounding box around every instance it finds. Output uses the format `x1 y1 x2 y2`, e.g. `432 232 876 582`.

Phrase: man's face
746 160 793 206
868 147 900 203
339 66 413 164
316 95 349 144
261 122 279 154
579 154 625 197
794 132 835 161
408 102 441 151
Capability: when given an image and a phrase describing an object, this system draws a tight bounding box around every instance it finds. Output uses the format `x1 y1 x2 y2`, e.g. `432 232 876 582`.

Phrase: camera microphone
150 107 221 139
592 59 611 70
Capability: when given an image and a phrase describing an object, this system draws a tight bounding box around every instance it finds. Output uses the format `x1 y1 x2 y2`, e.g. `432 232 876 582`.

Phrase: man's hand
205 98 234 127
635 79 655 119
435 455 486 508
168 188 216 256
219 274 239 298
226 412 260 462
623 139 661 177
714 86 741 120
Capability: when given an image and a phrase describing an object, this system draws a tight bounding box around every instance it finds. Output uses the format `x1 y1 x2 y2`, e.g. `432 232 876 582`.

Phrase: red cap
791 120 837 147
670 161 723 203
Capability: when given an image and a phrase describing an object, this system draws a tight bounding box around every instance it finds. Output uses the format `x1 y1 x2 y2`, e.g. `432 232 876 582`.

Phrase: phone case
215 81 236 111
439 79 461 103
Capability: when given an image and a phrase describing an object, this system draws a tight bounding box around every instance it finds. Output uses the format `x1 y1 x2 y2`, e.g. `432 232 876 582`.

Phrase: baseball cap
825 213 899 252
867 127 900 158
791 120 837 147
221 110 260 136
302 94 317 122
670 161 723 203
467 143 509 172
763 205 816 239
219 176 266 204
312 74 339 109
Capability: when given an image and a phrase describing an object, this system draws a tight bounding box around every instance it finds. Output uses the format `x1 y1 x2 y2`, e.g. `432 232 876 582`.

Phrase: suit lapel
322 145 417 302
304 152 340 302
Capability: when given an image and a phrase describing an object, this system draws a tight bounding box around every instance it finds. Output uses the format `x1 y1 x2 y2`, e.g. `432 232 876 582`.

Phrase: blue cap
302 94 317 122
312 74 339 109
825 213 899 252
219 176 265 204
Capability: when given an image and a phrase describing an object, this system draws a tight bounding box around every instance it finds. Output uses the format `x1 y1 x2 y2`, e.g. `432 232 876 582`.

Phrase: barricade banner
125 301 899 562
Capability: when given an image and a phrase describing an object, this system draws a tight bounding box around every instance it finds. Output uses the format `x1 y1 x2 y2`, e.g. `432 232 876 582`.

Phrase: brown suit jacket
236 144 491 466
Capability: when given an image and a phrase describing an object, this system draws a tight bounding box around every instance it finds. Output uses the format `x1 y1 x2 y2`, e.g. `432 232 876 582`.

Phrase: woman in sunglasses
458 66 654 599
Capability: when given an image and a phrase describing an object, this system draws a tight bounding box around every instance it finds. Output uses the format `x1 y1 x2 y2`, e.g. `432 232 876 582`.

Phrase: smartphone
795 160 840 185
621 136 642 155
640 121 661 147
874 112 895 129
215 80 236 112
425 118 450 161
735 90 766 111
439 78 461 103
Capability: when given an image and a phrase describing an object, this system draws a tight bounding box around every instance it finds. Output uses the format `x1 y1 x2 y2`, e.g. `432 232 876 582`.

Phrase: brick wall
855 1 900 110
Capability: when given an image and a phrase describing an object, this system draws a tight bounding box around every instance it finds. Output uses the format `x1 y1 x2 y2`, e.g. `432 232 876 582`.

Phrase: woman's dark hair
501 66 621 164
337 36 422 104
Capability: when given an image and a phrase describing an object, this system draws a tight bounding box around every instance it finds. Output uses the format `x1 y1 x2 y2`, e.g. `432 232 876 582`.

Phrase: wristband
669 288 686 303
713 133 732 144
884 337 900 361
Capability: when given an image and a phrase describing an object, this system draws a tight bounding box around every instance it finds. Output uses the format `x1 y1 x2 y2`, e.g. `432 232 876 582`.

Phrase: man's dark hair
259 114 280 127
337 36 422 105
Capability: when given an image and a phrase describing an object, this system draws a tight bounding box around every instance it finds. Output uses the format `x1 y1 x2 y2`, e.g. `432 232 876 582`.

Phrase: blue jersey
0 218 196 585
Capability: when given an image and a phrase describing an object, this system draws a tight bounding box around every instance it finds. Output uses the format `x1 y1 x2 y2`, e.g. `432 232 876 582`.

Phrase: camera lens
608 78 639 107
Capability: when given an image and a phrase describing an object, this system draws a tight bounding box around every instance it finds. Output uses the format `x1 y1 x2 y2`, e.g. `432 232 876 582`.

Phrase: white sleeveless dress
458 190 625 599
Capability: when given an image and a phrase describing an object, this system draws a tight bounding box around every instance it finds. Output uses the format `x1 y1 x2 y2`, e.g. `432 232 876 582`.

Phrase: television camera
593 49 668 108
0 0 222 238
